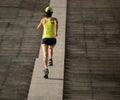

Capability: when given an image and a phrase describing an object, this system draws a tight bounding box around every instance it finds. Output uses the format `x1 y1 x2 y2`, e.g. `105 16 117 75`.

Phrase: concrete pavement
27 0 67 100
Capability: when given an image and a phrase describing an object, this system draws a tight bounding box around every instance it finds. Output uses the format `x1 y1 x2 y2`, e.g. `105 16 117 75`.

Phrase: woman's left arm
54 18 58 36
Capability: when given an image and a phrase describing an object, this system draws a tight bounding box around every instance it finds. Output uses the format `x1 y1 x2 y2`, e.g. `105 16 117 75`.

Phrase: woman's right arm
37 19 43 30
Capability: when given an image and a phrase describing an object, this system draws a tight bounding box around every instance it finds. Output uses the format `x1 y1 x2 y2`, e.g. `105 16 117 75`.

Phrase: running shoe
43 69 49 79
48 58 53 66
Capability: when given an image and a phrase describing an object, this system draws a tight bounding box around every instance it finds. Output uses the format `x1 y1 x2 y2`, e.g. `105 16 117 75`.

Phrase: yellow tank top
42 18 55 38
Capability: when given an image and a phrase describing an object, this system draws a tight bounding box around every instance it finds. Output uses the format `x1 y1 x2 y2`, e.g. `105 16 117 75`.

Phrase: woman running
37 6 58 79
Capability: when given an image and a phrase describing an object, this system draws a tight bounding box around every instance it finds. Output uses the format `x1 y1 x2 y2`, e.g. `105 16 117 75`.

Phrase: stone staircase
0 0 120 100
63 0 120 100
0 0 49 100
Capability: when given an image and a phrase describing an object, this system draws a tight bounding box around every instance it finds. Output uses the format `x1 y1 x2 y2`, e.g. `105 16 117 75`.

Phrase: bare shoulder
52 17 57 20
41 17 45 21
52 17 58 23
41 17 46 24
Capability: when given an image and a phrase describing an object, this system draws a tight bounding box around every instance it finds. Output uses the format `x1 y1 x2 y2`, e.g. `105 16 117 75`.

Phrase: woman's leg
42 44 49 69
48 45 55 66
49 45 55 59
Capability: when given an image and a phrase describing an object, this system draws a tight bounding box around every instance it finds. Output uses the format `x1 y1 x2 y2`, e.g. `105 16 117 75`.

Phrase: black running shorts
42 38 56 46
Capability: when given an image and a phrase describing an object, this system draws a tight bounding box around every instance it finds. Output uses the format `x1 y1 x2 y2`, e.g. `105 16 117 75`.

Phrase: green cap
45 6 53 12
